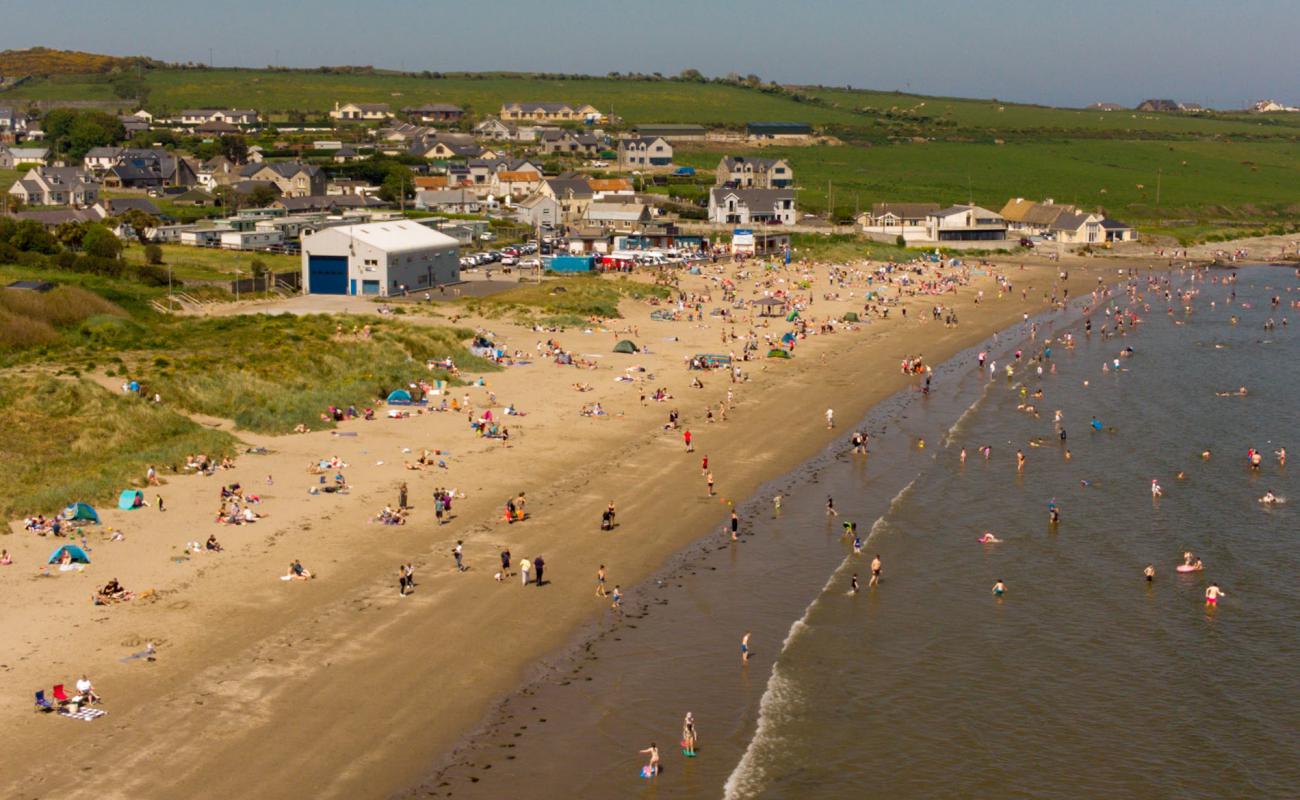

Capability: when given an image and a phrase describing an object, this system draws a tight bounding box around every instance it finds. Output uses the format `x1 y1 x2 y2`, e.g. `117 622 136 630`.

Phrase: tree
379 164 415 203
121 208 160 243
8 220 60 254
44 109 126 160
55 220 88 249
248 184 280 208
82 224 123 259
678 68 705 83
219 134 249 163
144 243 164 265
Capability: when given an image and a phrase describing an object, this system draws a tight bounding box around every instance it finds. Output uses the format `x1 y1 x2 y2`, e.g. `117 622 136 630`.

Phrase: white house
617 136 673 169
330 102 393 122
8 166 101 207
301 219 459 296
0 146 50 169
857 202 940 242
923 205 1008 242
220 229 285 250
179 108 259 126
707 187 796 226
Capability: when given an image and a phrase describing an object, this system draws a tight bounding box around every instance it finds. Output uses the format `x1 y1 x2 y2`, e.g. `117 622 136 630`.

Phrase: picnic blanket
61 707 108 722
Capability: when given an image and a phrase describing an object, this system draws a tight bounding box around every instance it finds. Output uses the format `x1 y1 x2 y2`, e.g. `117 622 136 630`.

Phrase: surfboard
1176 565 1200 573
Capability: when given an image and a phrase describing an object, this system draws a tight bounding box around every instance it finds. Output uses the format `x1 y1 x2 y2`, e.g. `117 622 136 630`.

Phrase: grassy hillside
675 140 1300 224
0 47 155 76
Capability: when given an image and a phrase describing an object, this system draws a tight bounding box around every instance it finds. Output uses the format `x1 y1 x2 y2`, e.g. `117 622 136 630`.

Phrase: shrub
144 243 164 264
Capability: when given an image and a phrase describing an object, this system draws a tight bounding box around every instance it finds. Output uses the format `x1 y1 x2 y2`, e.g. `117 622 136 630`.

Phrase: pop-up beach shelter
387 389 413 405
613 340 639 354
117 489 144 510
48 544 91 564
62 502 100 523
768 348 792 359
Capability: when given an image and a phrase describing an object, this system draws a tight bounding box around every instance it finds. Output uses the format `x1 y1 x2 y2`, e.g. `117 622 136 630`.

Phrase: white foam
723 478 917 799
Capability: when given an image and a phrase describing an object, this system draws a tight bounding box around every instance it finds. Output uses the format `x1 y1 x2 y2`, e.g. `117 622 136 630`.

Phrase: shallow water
410 266 1299 799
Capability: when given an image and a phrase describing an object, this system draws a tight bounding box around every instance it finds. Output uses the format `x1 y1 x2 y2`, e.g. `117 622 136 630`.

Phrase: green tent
843 312 860 322
62 502 100 523
613 340 639 354
768 348 792 359
786 311 800 322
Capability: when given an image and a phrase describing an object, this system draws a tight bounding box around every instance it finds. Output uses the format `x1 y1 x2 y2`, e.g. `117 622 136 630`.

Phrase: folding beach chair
34 690 54 712
52 684 71 705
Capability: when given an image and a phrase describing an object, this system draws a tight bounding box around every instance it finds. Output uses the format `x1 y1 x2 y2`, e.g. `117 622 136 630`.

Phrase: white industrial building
301 219 459 296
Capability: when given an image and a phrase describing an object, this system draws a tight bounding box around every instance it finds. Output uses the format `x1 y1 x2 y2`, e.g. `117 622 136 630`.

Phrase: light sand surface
1 254 1140 798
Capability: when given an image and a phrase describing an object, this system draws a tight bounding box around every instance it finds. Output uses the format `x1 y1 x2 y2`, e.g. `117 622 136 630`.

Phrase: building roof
546 178 594 199
870 202 940 219
588 178 632 192
345 102 392 112
309 219 458 253
710 187 794 205
103 197 161 215
1100 218 1132 230
1049 210 1096 231
746 122 812 135
408 103 463 113
931 204 1005 221
586 202 649 222
11 208 105 226
497 170 541 182
633 124 707 135
505 102 575 113
4 147 49 160
277 195 384 212
720 155 784 171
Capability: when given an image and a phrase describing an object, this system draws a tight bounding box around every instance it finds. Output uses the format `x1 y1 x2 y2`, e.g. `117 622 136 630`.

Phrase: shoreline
2 256 1136 799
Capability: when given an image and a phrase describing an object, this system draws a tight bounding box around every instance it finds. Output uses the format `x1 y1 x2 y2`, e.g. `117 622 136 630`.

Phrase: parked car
1019 237 1035 248
480 232 496 241
500 254 518 266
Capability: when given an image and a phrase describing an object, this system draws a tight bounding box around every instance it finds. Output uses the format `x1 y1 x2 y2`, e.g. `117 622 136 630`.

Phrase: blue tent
48 544 91 564
62 502 100 523
118 489 144 510
387 389 413 405
781 332 796 344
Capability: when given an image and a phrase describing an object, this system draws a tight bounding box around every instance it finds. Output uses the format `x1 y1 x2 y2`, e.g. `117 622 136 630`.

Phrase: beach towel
61 707 108 722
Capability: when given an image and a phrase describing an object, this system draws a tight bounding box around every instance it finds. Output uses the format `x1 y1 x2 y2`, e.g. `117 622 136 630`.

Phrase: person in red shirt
684 429 693 452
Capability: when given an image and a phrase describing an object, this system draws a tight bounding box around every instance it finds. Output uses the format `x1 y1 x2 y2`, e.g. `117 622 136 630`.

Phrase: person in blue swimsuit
741 631 751 662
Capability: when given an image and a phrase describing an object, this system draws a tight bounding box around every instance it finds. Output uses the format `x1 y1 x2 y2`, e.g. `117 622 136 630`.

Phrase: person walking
398 564 410 596
398 482 408 510
611 584 622 610
596 565 608 598
453 541 465 572
500 547 511 577
729 510 740 541
869 555 882 587
533 554 545 586
707 472 715 497
519 557 531 586
684 429 694 452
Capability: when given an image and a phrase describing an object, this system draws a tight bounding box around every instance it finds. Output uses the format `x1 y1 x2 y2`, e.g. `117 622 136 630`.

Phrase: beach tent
48 544 91 565
786 311 800 322
387 389 413 405
117 489 144 510
843 312 860 322
781 332 797 344
62 502 100 523
613 340 639 354
768 348 792 359
754 297 784 317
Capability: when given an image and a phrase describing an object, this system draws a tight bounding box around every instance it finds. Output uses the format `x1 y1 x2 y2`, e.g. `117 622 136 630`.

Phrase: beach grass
463 275 671 321
0 374 236 519
119 242 300 282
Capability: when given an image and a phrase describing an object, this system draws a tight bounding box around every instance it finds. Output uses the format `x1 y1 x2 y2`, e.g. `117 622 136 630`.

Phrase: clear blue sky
3 0 1296 109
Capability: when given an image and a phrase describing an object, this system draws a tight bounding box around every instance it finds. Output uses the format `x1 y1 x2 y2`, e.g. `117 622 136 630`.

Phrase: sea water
410 265 1298 799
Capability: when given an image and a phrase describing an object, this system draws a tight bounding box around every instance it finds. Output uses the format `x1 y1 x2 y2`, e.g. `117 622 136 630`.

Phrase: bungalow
102 150 199 189
500 102 602 123
414 189 485 214
0 106 27 133
536 129 601 156
327 178 381 197
378 122 430 143
9 207 106 228
101 197 162 217
491 170 545 197
1101 218 1138 242
588 177 633 201
404 103 464 124
0 146 50 168
220 228 284 251
857 202 940 241
716 156 793 189
181 226 235 247
238 162 326 198
179 108 258 126
585 201 651 226
617 136 673 169
746 122 812 140
333 145 364 163
565 225 615 254
196 120 241 136
708 187 796 226
171 188 216 207
412 137 484 160
119 115 150 136
414 175 451 191
512 192 562 229
631 124 708 142
8 166 101 206
999 197 1075 235
330 102 393 122
924 205 1008 242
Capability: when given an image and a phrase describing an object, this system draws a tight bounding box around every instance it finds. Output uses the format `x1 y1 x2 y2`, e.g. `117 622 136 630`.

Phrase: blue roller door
308 255 348 295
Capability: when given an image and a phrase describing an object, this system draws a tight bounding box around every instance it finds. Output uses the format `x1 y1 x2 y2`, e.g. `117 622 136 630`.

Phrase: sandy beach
1 253 1137 798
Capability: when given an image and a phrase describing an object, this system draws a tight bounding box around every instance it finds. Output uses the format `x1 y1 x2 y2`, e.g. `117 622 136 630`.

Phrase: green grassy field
463 275 671 323
121 243 300 282
675 140 1300 224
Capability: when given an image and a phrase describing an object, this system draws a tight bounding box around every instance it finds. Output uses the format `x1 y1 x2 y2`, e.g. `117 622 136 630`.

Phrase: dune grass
120 242 300 282
464 275 671 321
0 374 236 518
0 284 128 351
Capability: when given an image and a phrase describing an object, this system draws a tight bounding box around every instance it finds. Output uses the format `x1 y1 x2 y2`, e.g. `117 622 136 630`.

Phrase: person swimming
978 532 1001 544
1260 490 1279 504
1151 479 1163 498
992 579 1007 597
1143 564 1155 582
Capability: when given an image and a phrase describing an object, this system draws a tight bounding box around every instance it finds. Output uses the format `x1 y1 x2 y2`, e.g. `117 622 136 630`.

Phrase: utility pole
827 179 833 221
1155 168 1162 208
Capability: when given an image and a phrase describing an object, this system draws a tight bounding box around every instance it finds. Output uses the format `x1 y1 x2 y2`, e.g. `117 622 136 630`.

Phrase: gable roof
546 177 594 199
314 219 458 252
720 155 784 171
869 202 939 219
588 178 632 192
103 197 161 215
1049 210 1099 231
710 187 794 206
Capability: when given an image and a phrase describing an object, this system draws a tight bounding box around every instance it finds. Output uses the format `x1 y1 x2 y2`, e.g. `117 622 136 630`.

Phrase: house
1252 99 1300 113
196 120 241 136
512 193 562 229
585 201 650 226
746 122 812 140
8 166 101 206
179 109 258 126
327 178 381 197
1048 210 1104 244
857 202 940 241
631 124 708 142
716 156 793 189
414 189 485 214
0 146 50 168
119 115 150 136
491 170 545 197
565 226 615 254
708 187 796 226
473 118 512 139
923 205 1007 241
536 129 601 156
1135 99 1179 112
84 147 127 171
404 103 464 124
1086 102 1125 111
541 177 595 220
301 219 459 295
275 195 385 213
588 178 633 201
333 145 363 163
100 149 198 189
999 198 1076 235
378 122 430 143
198 155 238 189
101 197 162 217
617 136 673 169
10 207 106 228
171 188 216 207
238 162 326 197
411 135 484 160
0 107 28 133
414 175 451 191
500 102 602 123
330 102 393 121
